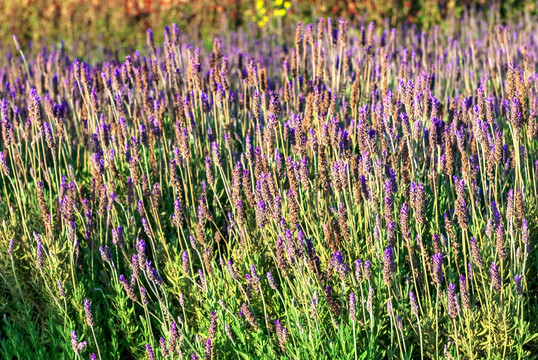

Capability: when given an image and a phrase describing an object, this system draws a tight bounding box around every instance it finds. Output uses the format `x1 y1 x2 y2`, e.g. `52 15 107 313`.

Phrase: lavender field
1 10 538 360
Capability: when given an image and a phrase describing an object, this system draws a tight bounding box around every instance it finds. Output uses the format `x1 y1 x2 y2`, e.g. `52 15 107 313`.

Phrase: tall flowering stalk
84 299 102 360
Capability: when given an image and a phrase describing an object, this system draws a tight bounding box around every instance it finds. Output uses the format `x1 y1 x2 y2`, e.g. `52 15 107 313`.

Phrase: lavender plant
0 9 537 360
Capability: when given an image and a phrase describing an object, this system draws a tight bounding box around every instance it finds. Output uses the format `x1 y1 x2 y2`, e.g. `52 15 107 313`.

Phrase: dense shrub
1 9 538 360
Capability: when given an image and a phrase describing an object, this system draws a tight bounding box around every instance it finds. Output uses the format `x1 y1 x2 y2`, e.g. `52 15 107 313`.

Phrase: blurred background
1 0 536 53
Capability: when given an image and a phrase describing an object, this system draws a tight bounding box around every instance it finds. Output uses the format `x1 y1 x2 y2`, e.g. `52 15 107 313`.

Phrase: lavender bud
8 239 14 256
250 264 260 289
208 310 218 342
274 319 287 351
332 250 347 281
204 338 212 360
468 262 473 280
485 218 493 238
514 274 522 296
383 246 395 285
140 286 149 305
349 293 357 321
409 291 419 317
146 29 155 51
470 237 483 266
131 254 140 279
355 259 363 282
522 219 529 248
397 315 403 330
227 260 239 280
325 285 340 316
83 299 94 327
459 275 470 310
146 343 156 360
119 274 137 301
160 337 169 358
58 281 65 298
490 262 502 292
447 283 460 318
0 151 10 177
225 323 233 340
71 331 87 354
496 223 506 260
182 251 190 275
168 321 179 352
199 269 207 291
136 239 146 268
12 35 21 51
112 226 124 248
99 245 112 263
267 272 277 290
363 260 372 280
36 241 43 269
432 253 444 286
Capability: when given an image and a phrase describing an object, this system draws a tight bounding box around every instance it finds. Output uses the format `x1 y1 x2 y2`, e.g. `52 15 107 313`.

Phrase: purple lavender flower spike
350 293 357 321
432 253 443 286
447 283 460 318
83 299 94 327
490 262 502 292
383 246 395 285
514 274 522 296
146 343 156 360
